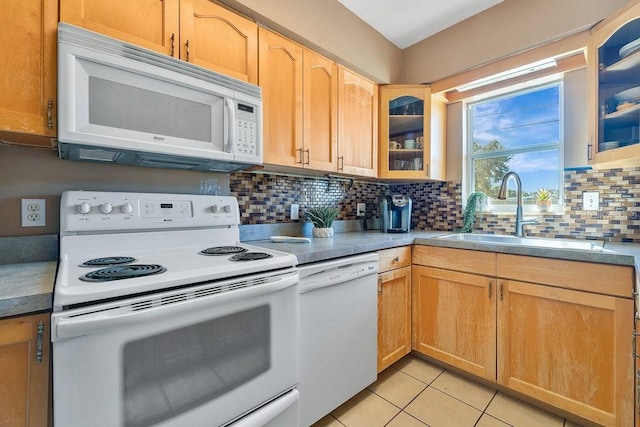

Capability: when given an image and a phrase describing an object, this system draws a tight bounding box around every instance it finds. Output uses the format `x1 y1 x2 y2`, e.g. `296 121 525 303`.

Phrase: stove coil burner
199 246 248 256
79 264 167 282
229 252 273 262
80 256 136 267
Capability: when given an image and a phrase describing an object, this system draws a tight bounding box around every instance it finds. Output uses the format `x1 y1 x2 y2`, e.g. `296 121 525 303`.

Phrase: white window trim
463 77 565 214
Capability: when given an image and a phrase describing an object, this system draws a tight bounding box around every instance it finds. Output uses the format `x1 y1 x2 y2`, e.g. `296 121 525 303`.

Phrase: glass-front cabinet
379 85 445 179
589 1 640 166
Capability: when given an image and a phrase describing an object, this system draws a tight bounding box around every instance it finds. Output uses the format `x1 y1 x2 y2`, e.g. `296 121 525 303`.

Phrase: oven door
51 269 298 427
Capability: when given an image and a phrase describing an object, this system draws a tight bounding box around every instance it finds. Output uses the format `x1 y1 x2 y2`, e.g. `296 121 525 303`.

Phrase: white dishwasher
298 252 379 426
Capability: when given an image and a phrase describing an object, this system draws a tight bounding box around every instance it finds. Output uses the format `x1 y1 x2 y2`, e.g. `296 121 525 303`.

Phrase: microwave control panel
234 103 257 156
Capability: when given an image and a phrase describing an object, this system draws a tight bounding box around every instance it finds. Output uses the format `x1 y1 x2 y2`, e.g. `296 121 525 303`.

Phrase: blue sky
470 85 561 194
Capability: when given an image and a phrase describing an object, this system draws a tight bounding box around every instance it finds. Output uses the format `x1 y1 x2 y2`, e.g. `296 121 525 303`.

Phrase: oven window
122 305 271 427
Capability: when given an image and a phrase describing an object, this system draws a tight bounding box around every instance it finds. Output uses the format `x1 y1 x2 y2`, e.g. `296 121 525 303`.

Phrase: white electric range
51 191 299 427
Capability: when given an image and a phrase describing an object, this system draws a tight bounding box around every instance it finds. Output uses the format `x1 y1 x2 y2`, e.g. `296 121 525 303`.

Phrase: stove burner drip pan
199 246 248 256
230 252 273 262
80 264 167 282
81 256 137 267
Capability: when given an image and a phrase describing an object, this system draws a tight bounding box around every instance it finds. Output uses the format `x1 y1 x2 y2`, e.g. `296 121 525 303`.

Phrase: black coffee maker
380 194 412 233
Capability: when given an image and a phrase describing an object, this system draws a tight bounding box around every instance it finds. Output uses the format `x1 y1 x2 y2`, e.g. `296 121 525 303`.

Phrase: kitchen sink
436 233 604 251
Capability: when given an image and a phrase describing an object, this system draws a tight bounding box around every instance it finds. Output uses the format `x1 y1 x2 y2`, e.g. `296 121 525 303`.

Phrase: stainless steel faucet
497 171 539 237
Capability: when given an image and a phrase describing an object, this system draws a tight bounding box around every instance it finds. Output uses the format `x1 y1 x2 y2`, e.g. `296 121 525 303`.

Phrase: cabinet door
259 28 303 167
379 85 431 179
378 266 411 373
179 0 257 83
587 1 640 167
412 265 496 381
337 66 378 177
0 313 49 427
60 0 179 57
498 280 634 427
303 49 338 171
0 0 57 146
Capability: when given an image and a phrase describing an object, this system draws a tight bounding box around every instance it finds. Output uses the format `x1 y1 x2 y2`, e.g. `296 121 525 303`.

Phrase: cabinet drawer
496 254 634 298
378 247 411 272
412 245 496 277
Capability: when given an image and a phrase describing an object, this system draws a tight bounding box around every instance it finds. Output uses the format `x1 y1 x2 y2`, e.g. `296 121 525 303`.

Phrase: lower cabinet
498 279 633 427
412 245 635 427
412 266 496 381
0 312 49 427
377 247 411 372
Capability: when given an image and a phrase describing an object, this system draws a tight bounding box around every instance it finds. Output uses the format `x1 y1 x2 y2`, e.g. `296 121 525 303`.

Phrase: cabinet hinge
36 321 44 363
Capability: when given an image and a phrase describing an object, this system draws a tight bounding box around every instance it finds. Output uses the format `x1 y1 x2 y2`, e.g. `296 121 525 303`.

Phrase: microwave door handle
224 97 236 154
53 273 298 340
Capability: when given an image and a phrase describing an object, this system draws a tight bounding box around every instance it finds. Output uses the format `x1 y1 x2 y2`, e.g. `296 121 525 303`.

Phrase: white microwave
57 23 263 172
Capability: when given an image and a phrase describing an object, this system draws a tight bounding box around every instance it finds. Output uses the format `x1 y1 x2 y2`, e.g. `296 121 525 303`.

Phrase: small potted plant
305 206 339 238
535 188 552 212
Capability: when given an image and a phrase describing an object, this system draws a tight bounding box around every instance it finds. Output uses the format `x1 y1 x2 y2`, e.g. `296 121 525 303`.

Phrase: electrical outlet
582 191 599 210
21 199 46 227
290 203 300 220
356 202 366 217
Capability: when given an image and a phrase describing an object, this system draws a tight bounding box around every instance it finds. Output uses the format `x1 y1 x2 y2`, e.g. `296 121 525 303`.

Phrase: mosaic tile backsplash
230 167 640 243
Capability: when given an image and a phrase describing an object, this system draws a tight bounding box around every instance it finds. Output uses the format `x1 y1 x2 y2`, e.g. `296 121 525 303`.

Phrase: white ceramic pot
312 227 334 238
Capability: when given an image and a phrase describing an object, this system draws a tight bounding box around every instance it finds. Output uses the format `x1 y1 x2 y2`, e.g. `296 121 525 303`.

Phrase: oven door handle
53 273 298 340
229 388 298 427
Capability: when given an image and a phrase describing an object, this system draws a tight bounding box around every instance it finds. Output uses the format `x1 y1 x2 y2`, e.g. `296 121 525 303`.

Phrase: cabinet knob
393 256 400 263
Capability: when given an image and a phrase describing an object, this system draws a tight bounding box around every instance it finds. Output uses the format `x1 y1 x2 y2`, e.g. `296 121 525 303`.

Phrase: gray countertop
1 231 638 318
0 261 56 318
250 230 639 269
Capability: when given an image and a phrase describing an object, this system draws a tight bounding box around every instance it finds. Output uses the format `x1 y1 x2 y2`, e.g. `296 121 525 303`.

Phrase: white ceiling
337 0 504 49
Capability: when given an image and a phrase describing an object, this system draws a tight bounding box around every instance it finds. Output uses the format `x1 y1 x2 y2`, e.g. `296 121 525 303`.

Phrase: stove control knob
99 203 113 214
222 205 231 213
210 205 219 213
76 202 92 214
120 203 134 214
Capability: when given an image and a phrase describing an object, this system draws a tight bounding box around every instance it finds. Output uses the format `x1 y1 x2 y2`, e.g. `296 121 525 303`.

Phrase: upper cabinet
379 85 446 180
260 30 371 177
60 0 257 83
259 28 304 167
338 66 378 177
0 0 57 147
588 1 640 167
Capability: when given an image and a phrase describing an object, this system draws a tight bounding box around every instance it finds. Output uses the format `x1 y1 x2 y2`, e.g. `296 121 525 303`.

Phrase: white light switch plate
357 203 366 217
582 191 599 210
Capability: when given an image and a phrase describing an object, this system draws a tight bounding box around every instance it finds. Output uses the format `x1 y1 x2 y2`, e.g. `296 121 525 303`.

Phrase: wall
0 144 229 237
402 0 628 83
217 0 402 83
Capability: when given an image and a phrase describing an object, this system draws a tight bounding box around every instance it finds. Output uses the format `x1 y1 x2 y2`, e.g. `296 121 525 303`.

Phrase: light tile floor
312 354 583 427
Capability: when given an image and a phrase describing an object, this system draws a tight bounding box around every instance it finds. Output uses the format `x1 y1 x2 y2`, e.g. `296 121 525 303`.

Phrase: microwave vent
76 148 120 162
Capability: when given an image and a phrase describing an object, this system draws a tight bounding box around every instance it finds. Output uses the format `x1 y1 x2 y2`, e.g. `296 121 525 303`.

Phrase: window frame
464 78 565 213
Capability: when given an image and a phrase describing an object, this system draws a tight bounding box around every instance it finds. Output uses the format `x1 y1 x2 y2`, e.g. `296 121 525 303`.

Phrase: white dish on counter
270 236 311 243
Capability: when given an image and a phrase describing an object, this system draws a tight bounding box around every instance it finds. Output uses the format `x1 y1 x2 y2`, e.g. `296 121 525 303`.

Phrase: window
466 81 563 211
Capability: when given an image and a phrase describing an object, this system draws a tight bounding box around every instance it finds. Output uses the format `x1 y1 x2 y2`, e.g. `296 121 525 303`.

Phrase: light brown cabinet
60 0 257 83
412 247 496 381
412 245 635 427
260 30 375 177
377 247 411 373
379 85 446 180
0 313 49 427
259 28 303 167
0 0 57 147
588 0 640 167
337 66 378 177
260 29 338 171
